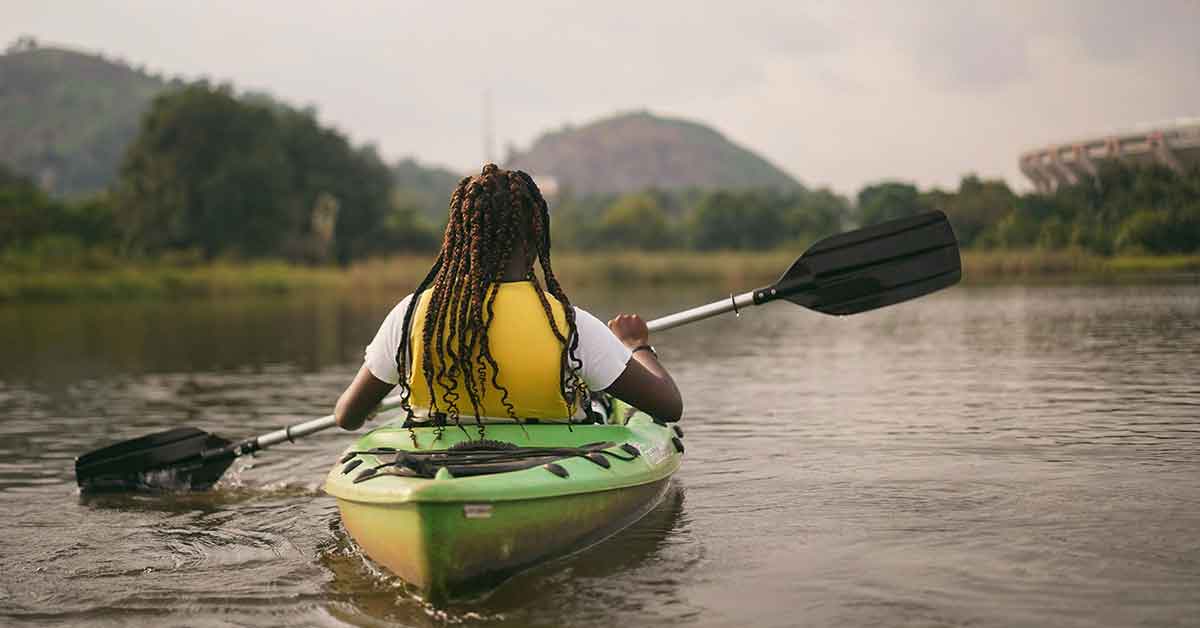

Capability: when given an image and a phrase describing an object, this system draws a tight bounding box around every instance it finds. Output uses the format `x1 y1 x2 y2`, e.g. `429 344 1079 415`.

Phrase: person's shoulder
572 303 602 321
381 293 416 322
571 305 615 338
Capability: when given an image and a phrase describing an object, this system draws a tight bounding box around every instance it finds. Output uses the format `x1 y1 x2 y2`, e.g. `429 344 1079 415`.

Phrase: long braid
480 177 520 424
459 182 487 435
392 178 469 444
454 180 489 432
401 164 585 434
465 172 519 436
514 171 588 414
424 179 470 439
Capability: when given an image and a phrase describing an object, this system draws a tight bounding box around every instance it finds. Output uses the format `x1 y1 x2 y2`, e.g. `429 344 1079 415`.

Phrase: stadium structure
1019 118 1200 193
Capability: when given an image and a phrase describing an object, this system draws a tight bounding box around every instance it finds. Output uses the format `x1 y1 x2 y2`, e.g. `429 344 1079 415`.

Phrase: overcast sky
6 1 1198 195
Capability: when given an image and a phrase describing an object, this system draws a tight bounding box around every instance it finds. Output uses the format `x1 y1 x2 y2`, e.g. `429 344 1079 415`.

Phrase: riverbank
963 250 1200 281
1 250 1197 302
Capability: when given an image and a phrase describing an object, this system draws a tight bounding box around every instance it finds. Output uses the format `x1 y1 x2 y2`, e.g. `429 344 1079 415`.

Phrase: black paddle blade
75 427 235 493
757 211 961 315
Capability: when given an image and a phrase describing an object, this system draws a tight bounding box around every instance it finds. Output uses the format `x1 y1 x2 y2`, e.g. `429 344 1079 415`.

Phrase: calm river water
1 282 1198 627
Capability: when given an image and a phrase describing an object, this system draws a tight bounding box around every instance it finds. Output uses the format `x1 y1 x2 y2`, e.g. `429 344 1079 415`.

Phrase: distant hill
0 40 173 196
1 40 463 205
505 111 800 196
391 157 463 222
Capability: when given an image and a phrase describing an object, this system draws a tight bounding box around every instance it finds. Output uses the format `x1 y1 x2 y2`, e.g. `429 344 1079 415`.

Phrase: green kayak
323 399 683 601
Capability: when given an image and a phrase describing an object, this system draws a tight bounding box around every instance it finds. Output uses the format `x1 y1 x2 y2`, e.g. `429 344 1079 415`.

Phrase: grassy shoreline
1 250 1197 302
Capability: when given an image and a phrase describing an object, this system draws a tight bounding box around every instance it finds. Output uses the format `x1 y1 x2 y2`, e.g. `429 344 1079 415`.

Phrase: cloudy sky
6 1 1198 195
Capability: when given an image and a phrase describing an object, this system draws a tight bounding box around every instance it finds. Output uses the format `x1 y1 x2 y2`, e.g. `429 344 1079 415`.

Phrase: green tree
1115 204 1200 254
1036 215 1069 250
0 165 53 248
0 163 123 270
980 210 1037 249
933 175 1017 248
598 193 674 250
379 192 441 253
390 157 462 225
855 181 926 227
547 189 611 251
785 187 847 243
690 190 788 250
115 83 393 263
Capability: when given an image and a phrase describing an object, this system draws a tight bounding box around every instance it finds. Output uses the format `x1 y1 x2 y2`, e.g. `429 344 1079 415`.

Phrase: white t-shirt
363 293 633 392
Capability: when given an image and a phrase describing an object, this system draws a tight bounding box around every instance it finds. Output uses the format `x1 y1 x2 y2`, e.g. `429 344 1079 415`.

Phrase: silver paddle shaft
647 290 757 333
253 394 406 451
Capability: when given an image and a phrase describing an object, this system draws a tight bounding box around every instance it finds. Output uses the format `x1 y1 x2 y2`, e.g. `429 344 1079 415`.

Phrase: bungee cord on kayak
338 438 644 482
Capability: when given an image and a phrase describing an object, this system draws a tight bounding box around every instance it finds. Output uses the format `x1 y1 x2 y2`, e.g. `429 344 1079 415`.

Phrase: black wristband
631 344 657 357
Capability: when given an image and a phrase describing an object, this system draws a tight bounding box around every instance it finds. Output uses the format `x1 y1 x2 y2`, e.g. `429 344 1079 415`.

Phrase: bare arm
603 314 683 422
335 365 396 430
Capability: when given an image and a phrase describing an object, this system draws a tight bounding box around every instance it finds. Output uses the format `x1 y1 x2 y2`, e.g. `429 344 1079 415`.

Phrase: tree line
547 162 1200 256
3 81 1199 272
548 186 848 251
1 82 441 271
855 166 1200 255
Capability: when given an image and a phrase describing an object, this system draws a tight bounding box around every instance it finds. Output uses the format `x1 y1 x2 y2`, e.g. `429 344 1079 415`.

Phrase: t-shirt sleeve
572 306 633 391
363 294 414 385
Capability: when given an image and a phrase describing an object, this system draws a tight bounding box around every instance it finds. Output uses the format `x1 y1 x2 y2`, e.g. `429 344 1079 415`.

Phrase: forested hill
391 158 463 221
0 41 172 196
505 111 800 196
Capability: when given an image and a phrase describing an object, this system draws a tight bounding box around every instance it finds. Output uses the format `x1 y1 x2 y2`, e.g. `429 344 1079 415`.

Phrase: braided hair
394 164 587 439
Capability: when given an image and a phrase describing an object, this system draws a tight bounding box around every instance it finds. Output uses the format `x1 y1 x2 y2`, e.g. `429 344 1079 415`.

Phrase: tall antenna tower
483 89 495 164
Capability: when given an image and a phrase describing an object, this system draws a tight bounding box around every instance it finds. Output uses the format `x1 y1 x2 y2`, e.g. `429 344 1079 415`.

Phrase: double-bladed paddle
74 210 961 493
645 209 961 330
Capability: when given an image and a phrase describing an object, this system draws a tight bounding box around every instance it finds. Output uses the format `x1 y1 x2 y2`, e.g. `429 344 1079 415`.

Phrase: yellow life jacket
406 281 576 421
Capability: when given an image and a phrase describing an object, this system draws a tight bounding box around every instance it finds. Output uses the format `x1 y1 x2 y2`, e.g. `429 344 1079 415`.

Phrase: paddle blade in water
756 211 961 315
75 427 235 493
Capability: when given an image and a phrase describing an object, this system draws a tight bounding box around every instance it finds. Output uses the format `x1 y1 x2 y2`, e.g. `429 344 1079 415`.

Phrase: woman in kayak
334 164 682 432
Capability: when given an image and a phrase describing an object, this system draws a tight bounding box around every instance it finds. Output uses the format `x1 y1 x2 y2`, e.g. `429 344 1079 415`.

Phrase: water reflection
0 294 382 383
